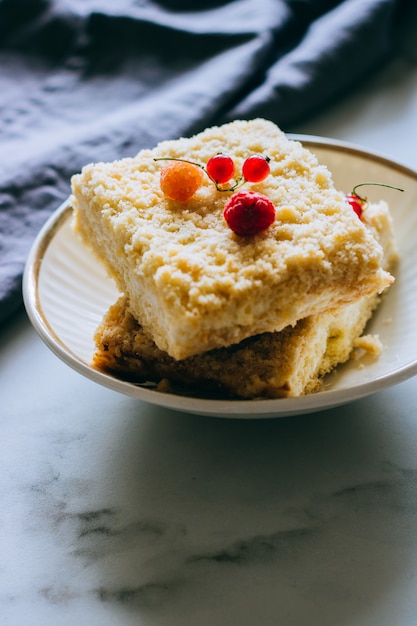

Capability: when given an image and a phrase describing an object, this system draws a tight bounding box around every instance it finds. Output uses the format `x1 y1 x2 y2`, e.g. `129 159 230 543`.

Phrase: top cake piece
71 118 393 360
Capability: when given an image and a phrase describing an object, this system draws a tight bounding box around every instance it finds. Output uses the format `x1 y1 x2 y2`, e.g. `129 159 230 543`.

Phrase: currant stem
352 182 405 201
219 177 245 192
154 156 205 171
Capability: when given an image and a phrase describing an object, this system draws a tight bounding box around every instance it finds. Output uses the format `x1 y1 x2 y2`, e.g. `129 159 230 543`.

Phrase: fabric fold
0 0 413 323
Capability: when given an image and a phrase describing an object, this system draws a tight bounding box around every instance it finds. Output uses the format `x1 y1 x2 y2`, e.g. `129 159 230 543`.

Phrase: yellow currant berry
160 160 204 202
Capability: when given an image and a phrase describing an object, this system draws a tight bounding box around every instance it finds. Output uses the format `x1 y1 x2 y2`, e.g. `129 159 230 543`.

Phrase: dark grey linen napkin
0 0 413 323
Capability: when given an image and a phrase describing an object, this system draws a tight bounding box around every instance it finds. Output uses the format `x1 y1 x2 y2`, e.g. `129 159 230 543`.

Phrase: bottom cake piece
93 294 383 399
92 200 397 399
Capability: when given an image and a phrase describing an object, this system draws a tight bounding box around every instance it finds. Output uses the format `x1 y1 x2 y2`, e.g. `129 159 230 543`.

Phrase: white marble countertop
2 50 417 625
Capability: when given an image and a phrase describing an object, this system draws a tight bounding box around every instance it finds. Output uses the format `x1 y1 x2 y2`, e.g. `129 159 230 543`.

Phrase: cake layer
92 294 379 399
92 200 396 398
72 119 393 360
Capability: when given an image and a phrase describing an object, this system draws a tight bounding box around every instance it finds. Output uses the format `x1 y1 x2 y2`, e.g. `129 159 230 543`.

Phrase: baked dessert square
92 295 378 398
92 200 396 399
71 118 393 360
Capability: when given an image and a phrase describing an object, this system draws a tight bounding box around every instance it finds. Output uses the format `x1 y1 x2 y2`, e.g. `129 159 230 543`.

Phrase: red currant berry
242 155 270 183
223 190 276 236
345 193 365 219
206 154 235 184
345 182 404 219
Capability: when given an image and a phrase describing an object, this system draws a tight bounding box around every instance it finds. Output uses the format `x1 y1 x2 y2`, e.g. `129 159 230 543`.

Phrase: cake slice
71 118 393 360
92 200 396 399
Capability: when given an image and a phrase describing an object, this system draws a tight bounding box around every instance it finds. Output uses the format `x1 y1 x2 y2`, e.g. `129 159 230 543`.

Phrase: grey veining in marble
2 47 417 626
2 313 417 625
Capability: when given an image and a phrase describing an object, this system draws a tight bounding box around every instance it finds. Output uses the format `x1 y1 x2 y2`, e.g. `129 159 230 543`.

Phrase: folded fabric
0 0 414 323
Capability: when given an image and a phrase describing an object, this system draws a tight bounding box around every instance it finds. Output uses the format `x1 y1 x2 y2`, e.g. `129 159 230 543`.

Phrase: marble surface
2 51 417 625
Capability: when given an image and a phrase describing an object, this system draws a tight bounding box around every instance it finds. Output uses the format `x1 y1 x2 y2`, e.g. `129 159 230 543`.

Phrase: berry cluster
206 153 271 187
157 150 405 237
345 182 404 219
156 153 271 202
156 152 274 236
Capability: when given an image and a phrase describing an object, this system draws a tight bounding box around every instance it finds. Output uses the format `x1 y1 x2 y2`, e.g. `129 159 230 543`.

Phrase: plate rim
22 134 417 418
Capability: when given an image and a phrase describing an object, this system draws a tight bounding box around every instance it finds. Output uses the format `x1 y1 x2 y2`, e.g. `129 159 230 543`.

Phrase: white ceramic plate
23 136 417 418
